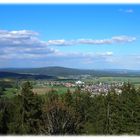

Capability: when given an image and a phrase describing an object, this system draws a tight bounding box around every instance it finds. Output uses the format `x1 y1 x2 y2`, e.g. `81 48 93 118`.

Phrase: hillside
0 71 56 79
1 66 140 77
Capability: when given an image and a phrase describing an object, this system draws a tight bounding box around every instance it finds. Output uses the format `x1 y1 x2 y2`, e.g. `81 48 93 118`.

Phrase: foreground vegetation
0 81 140 135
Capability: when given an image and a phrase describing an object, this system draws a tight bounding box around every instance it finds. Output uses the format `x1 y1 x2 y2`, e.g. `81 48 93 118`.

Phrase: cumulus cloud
47 36 136 46
41 51 113 61
0 29 58 59
0 29 47 47
47 39 75 46
112 36 136 43
0 29 136 48
77 39 112 45
0 29 136 60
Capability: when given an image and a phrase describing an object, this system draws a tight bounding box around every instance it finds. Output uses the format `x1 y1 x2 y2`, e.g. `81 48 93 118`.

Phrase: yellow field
33 87 51 94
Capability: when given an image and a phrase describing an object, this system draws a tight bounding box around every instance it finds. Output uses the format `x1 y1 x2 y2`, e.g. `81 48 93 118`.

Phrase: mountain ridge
1 66 140 77
0 71 56 79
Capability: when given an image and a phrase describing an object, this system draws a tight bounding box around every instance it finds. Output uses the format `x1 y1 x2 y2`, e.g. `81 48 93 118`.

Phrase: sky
0 4 140 69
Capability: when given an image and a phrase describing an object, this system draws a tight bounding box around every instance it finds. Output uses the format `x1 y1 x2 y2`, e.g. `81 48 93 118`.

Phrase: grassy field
33 85 75 95
84 77 140 85
3 88 18 97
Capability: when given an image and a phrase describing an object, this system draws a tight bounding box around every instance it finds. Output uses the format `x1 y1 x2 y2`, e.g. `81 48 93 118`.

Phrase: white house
75 81 84 85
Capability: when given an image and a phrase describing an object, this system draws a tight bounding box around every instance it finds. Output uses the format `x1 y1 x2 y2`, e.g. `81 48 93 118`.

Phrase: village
34 80 123 95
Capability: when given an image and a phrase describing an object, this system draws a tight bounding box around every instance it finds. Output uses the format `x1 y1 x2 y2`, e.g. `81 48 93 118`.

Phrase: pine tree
19 81 43 134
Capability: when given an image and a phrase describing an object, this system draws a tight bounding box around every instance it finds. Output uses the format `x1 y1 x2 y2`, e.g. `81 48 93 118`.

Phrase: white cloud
119 9 134 13
0 30 136 49
77 38 112 45
0 29 136 60
96 51 113 56
112 36 136 43
0 29 57 59
47 39 75 46
0 30 47 48
47 36 136 46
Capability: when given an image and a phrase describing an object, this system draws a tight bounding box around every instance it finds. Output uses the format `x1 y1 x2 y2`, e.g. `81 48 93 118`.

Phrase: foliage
0 81 140 135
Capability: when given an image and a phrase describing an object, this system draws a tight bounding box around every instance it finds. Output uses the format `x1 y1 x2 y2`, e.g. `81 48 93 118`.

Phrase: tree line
0 81 140 135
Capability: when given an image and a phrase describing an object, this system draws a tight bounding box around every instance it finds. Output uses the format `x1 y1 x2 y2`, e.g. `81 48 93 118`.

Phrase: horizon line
0 66 140 71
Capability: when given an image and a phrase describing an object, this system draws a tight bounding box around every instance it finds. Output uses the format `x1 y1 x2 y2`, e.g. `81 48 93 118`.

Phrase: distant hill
0 67 89 76
0 71 56 79
1 66 140 77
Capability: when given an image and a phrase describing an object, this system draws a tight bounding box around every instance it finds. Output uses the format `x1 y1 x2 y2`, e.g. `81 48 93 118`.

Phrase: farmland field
1 76 140 97
33 85 75 94
83 76 140 85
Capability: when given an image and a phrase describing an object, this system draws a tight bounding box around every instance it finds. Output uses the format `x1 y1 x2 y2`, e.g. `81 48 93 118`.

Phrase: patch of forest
0 81 140 135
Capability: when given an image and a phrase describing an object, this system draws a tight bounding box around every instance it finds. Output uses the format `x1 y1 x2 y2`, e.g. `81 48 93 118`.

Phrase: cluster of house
81 82 123 95
35 80 123 95
35 81 76 88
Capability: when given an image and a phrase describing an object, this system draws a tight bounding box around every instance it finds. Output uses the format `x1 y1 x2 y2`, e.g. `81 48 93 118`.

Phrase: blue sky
0 4 140 69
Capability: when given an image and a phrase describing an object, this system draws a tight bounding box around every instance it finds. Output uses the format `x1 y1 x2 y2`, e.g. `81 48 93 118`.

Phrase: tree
41 98 83 135
0 87 5 96
88 94 107 134
63 89 73 106
19 81 43 134
0 98 17 134
119 82 140 134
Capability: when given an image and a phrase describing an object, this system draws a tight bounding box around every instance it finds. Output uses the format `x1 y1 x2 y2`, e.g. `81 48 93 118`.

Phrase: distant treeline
1 66 140 77
0 71 56 80
0 81 140 135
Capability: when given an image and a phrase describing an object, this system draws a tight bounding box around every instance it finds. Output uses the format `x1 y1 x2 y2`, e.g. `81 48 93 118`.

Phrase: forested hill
0 71 56 79
1 66 140 77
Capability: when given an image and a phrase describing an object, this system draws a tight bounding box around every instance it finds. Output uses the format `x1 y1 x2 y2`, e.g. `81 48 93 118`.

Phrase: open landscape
1 66 140 97
1 67 140 135
0 4 140 135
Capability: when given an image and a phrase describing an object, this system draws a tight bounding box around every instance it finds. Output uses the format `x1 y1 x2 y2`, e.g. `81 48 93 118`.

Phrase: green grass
83 77 140 85
52 86 75 94
3 88 18 98
33 85 75 95
135 84 140 88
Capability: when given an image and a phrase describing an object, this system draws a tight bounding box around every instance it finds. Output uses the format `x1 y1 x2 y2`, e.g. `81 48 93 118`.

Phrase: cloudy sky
0 4 140 69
